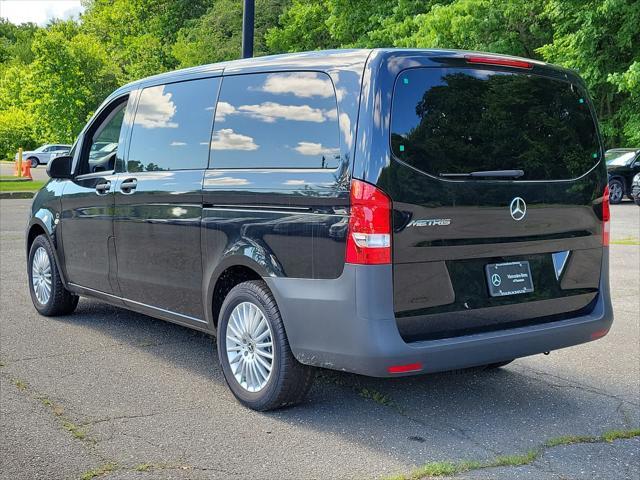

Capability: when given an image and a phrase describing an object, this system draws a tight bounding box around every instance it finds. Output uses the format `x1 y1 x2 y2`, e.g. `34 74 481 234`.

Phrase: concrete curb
0 191 35 199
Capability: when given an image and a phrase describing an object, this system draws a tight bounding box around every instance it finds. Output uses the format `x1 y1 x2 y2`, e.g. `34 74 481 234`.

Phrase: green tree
538 0 640 146
22 22 120 142
81 0 210 81
0 107 37 159
609 62 640 145
174 0 290 67
0 19 39 67
403 0 551 59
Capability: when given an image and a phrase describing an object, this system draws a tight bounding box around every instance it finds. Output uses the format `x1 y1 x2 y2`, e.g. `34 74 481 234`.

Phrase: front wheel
217 280 314 411
28 235 79 316
28 157 39 168
608 179 624 204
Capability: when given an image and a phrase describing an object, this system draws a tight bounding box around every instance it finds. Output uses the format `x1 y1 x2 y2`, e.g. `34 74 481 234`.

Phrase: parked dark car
606 148 640 203
27 49 613 410
631 173 640 205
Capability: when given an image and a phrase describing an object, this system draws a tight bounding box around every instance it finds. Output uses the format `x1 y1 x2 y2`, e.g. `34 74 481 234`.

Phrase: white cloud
170 141 187 146
135 85 178 129
211 129 258 151
214 101 236 121
339 112 353 150
1 0 84 25
284 179 307 186
238 102 331 123
294 142 339 157
204 176 252 186
260 72 335 98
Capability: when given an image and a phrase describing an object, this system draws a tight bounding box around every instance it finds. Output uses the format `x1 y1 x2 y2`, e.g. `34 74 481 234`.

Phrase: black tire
635 197 640 206
28 156 39 168
484 359 514 370
28 235 79 316
217 280 314 411
608 178 624 204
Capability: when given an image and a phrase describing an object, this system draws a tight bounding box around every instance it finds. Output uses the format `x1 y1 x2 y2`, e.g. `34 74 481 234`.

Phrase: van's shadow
54 298 634 465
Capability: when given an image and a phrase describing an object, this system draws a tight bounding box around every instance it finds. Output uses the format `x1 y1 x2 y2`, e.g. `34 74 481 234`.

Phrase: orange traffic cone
22 160 32 179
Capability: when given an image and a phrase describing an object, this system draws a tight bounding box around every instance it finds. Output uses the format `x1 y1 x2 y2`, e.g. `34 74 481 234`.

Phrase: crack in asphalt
516 364 640 407
80 406 205 428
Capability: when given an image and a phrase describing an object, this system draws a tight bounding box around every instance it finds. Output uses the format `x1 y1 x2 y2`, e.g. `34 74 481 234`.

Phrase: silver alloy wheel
31 246 52 305
610 181 624 203
225 301 274 392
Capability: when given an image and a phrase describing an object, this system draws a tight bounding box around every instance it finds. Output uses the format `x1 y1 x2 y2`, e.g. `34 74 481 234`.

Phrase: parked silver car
15 144 71 167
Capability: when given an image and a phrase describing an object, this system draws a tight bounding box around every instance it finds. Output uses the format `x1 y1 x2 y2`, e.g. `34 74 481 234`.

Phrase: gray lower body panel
265 250 613 378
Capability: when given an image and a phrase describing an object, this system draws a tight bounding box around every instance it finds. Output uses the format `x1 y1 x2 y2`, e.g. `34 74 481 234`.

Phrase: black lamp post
242 0 255 58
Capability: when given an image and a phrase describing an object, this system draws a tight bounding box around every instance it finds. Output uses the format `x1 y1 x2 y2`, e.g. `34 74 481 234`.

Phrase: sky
0 0 84 25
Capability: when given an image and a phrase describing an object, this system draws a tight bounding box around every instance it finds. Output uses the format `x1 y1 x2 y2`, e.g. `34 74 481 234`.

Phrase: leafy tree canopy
0 0 637 158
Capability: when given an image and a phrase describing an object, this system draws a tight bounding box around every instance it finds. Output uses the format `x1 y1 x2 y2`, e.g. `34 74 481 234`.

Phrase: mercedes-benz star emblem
510 197 526 221
491 273 502 287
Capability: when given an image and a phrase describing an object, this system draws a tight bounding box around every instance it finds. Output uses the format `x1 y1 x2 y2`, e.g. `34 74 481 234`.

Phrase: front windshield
34 145 47 152
605 151 636 166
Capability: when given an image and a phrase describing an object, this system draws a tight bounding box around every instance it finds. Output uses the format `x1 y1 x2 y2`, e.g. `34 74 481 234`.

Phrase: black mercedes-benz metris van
27 49 613 410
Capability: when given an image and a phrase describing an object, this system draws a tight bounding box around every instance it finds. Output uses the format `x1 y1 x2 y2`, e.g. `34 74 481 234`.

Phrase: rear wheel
28 235 79 316
217 280 314 411
608 178 624 204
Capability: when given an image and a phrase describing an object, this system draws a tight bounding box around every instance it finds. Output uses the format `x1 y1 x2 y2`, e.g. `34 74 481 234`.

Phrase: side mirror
47 155 73 179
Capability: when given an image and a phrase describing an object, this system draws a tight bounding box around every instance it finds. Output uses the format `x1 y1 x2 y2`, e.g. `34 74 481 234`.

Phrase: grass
610 237 640 246
387 429 640 479
543 434 597 448
359 388 395 407
14 379 27 390
80 463 117 480
602 428 640 442
0 180 45 192
62 421 87 440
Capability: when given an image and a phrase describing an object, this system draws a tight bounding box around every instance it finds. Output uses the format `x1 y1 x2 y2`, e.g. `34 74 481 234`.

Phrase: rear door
113 77 221 322
384 63 607 341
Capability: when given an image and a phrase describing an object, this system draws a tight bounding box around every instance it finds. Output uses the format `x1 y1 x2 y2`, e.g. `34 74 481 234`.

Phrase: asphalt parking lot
1 199 638 480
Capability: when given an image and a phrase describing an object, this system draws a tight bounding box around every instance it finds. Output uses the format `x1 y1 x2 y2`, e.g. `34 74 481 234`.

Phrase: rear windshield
390 68 601 180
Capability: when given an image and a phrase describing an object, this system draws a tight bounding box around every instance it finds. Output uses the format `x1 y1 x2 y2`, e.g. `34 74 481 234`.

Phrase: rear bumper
265 250 613 378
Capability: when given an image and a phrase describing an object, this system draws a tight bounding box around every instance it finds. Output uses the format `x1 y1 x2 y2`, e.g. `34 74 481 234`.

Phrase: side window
127 78 219 172
78 98 128 175
210 72 340 169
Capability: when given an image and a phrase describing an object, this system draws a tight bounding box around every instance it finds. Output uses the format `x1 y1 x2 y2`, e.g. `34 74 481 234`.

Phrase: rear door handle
95 180 111 195
120 178 137 194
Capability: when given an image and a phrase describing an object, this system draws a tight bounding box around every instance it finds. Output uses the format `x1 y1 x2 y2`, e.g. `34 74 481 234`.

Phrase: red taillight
465 55 533 70
388 362 423 374
602 185 610 246
345 179 392 265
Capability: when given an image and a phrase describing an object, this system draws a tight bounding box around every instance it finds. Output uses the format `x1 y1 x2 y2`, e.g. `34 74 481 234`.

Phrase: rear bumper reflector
387 362 423 374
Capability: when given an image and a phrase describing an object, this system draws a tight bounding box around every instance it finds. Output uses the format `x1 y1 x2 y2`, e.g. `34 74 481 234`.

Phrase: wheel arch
205 255 272 332
26 218 68 287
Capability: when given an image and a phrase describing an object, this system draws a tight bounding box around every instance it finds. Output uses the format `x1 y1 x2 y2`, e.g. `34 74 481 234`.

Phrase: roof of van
112 48 572 96
115 49 372 94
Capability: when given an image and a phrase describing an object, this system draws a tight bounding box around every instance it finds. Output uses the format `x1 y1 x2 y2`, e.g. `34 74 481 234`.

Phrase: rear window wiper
439 169 525 179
